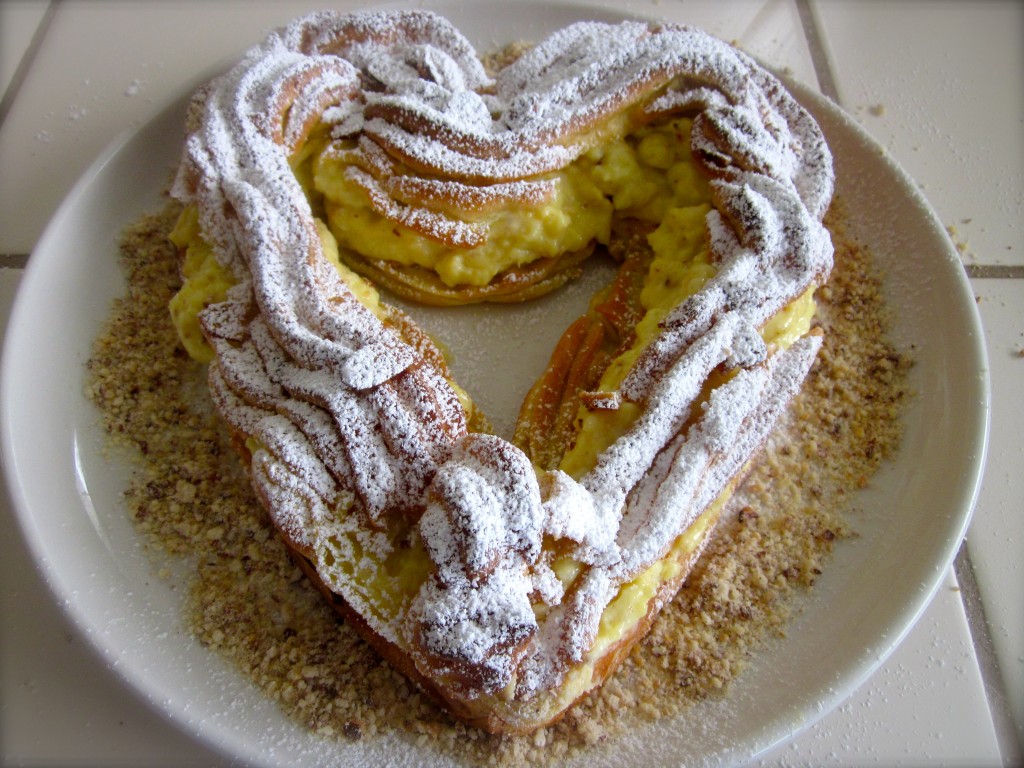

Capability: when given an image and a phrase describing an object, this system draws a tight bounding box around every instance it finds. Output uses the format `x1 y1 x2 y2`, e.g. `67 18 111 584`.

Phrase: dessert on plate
166 9 833 734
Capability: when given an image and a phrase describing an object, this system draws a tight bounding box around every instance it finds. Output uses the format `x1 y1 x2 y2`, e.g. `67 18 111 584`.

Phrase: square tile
813 0 1024 267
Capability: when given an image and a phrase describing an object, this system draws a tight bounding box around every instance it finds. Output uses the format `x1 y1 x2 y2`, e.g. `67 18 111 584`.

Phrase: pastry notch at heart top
167 9 834 734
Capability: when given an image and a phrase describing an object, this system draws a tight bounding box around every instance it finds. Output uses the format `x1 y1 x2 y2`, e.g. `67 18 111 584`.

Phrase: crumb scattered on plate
85 197 910 766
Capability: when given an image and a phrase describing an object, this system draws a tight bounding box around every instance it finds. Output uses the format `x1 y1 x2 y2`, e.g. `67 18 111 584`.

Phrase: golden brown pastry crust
170 9 834 734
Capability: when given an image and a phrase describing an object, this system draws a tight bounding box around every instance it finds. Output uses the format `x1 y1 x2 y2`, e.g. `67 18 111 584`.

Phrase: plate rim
0 2 991 765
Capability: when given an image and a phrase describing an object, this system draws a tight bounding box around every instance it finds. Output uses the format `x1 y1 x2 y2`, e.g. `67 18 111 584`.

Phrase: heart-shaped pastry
168 9 833 734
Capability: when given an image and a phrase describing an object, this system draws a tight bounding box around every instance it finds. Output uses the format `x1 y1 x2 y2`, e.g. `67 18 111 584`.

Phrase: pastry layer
167 9 834 734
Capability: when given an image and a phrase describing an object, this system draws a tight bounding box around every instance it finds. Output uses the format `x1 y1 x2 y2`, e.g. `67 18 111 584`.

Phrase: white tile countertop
0 1 1020 765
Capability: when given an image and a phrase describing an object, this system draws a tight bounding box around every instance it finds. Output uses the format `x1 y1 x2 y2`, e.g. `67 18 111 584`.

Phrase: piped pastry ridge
168 9 834 734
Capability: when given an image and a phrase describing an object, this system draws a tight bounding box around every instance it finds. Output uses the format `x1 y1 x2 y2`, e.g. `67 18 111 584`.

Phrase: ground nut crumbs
84 198 909 765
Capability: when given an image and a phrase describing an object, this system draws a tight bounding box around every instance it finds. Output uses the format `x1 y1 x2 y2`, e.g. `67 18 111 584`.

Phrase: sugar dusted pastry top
171 9 833 720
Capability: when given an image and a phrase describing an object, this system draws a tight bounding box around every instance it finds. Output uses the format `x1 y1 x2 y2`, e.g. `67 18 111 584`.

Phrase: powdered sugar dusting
171 8 834 727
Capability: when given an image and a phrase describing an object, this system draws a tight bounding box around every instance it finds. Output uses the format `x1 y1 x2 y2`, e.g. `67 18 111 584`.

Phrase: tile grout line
953 544 1024 763
0 0 62 132
965 264 1024 279
794 0 840 103
0 255 31 270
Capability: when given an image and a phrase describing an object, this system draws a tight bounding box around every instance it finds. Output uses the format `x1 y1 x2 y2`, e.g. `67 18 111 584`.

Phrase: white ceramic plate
1 2 989 766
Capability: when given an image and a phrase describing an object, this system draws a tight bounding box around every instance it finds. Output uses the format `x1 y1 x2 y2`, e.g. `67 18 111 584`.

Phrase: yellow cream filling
169 207 478 418
317 519 434 629
168 207 234 364
168 109 817 692
312 117 707 288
